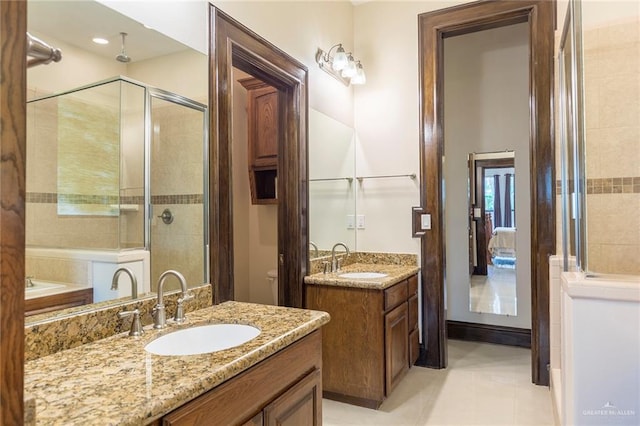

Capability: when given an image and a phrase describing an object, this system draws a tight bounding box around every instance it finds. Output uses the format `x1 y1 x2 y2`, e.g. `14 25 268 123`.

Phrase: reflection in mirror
558 0 584 272
25 0 208 322
468 152 517 316
308 110 356 259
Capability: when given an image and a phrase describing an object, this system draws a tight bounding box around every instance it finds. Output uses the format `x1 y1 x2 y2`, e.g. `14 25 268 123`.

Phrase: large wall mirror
308 109 356 259
468 151 517 316
25 0 208 321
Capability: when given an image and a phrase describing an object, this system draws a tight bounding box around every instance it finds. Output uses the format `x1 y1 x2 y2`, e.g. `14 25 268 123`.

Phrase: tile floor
323 339 553 426
469 265 517 316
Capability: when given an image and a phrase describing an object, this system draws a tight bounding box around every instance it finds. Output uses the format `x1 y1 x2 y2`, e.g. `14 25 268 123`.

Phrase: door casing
417 0 555 385
209 7 309 307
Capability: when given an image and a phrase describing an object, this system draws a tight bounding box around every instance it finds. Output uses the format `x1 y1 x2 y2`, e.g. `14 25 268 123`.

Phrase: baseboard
447 320 531 348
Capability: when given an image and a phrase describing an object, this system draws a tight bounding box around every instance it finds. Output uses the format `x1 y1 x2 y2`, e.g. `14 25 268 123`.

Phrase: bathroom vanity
305 263 420 409
24 301 329 424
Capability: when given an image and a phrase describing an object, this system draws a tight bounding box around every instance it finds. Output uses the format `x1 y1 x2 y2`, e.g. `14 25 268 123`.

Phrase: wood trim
0 1 27 423
25 289 93 317
418 1 555 385
209 6 309 307
447 320 532 349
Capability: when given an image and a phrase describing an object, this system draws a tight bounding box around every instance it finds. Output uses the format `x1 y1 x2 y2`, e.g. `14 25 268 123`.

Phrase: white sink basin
145 324 261 356
338 272 388 279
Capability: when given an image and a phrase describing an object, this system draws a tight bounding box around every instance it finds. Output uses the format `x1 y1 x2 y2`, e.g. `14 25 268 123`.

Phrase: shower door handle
158 208 174 225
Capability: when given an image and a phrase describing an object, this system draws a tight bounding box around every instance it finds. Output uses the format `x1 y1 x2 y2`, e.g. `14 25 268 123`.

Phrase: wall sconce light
316 43 366 86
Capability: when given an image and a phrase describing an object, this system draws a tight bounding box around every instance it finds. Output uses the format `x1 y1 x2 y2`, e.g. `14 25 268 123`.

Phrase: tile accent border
26 192 204 205
555 177 640 195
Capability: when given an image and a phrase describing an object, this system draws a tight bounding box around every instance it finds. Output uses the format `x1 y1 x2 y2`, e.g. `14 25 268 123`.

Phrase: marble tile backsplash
309 251 418 275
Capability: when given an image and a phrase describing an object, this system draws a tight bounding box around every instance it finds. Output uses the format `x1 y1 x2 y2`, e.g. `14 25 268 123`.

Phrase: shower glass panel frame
146 87 209 286
559 0 587 273
26 76 210 284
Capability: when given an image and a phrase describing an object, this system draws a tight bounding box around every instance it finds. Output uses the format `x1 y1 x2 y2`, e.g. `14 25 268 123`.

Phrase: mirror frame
1 1 27 421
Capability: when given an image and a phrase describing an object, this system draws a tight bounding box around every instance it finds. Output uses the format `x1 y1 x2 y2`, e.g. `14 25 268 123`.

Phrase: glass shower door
148 90 208 291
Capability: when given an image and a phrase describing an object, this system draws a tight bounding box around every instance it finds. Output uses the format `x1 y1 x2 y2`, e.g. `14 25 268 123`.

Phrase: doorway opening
418 0 555 385
209 7 309 307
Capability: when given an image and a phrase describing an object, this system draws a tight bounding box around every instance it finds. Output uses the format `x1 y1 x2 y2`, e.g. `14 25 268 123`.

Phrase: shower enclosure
26 76 209 290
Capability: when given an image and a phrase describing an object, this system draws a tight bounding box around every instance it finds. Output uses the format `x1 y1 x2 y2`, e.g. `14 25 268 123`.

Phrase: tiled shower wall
583 15 640 275
25 88 140 249
26 86 206 290
149 102 204 290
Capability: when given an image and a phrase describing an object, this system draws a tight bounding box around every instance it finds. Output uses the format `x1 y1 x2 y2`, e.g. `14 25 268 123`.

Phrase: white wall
213 1 356 127
98 0 208 55
352 1 467 255
443 23 532 329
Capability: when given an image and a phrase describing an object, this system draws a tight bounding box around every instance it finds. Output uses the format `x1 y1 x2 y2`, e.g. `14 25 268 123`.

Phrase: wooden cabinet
407 274 420 366
25 288 93 317
385 302 409 394
158 330 322 426
305 273 419 409
239 77 279 205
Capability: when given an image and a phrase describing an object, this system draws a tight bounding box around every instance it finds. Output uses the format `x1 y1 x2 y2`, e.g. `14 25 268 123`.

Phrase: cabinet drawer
408 274 418 296
408 294 418 332
384 281 408 311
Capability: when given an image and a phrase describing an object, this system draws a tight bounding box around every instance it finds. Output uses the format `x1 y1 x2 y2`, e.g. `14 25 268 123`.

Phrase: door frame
418 0 555 385
209 6 309 307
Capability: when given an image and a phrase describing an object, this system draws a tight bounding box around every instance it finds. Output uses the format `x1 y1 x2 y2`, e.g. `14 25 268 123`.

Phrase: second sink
145 323 261 356
338 272 388 279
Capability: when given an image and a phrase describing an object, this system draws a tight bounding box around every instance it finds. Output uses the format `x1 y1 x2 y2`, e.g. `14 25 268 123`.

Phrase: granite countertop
304 262 420 290
24 301 330 425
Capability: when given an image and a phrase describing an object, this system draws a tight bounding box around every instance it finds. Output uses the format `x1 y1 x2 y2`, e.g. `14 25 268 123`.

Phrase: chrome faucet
25 276 35 288
111 267 138 299
309 241 319 258
153 270 188 329
330 242 350 273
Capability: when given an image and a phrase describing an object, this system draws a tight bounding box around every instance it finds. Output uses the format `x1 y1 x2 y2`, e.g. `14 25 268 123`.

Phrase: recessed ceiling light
92 37 109 45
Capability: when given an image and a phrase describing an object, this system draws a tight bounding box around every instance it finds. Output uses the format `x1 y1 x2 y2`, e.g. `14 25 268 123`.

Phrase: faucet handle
152 304 167 329
118 309 144 337
336 257 343 272
322 261 330 274
173 292 194 323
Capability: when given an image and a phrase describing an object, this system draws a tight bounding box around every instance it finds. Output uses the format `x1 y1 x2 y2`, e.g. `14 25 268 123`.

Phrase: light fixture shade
332 46 348 71
341 55 357 78
351 63 366 85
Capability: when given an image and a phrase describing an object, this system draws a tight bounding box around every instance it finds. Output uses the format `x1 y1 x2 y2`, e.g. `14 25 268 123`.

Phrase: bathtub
557 271 640 425
25 247 150 302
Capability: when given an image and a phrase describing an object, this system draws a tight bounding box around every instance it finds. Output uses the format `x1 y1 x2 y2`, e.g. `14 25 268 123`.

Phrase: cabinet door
249 87 278 168
385 302 409 395
264 369 321 426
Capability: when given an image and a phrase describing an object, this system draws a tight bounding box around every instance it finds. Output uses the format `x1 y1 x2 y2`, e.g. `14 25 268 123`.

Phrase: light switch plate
421 214 431 230
346 215 355 229
356 214 365 229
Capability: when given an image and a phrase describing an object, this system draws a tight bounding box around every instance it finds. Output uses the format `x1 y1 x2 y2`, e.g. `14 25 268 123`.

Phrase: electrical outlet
356 215 366 229
346 215 355 229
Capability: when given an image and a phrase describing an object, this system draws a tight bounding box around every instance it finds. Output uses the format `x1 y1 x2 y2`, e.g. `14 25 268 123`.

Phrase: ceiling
27 1 191 63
